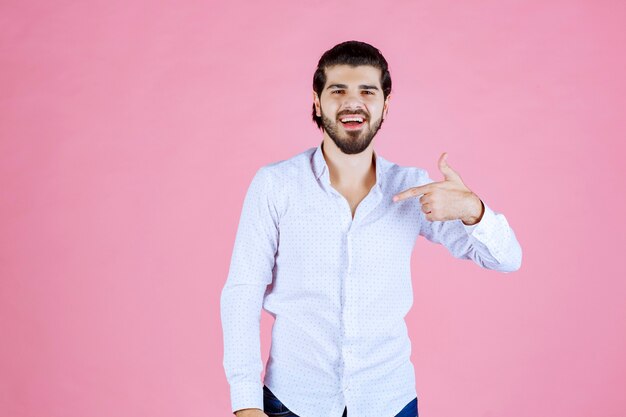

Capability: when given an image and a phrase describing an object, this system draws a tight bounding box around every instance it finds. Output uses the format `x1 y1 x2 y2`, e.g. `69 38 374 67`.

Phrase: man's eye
330 90 374 95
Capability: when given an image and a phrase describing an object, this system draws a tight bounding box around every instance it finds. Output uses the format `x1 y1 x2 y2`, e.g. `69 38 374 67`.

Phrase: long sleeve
417 169 522 273
220 166 279 413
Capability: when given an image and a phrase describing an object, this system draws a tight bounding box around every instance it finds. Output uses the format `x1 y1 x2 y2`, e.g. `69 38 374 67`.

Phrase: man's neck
321 137 376 189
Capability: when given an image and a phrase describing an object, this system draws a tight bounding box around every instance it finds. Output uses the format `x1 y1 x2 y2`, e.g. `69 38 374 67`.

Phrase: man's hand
392 152 484 225
234 408 268 417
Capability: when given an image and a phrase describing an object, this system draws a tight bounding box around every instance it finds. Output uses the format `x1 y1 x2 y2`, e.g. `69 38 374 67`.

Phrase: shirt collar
311 141 392 189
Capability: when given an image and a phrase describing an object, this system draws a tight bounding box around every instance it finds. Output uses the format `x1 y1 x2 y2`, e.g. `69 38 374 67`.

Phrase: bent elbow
499 244 523 273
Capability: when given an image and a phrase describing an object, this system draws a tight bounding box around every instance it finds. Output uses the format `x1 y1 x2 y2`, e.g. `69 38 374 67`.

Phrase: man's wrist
461 194 485 225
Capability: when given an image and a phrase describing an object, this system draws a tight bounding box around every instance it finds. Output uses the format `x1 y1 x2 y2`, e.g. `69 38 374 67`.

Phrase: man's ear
313 91 321 117
382 93 391 120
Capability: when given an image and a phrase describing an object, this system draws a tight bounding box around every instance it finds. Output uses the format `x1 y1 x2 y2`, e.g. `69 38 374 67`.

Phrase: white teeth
340 117 364 123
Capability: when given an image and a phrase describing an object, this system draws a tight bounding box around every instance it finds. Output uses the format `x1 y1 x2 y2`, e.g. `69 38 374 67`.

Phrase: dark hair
312 40 392 130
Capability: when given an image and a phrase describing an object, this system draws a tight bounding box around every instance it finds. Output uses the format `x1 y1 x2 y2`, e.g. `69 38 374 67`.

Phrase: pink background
1 1 625 416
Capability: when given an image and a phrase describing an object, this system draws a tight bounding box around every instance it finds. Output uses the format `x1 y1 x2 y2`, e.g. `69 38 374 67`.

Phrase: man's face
313 64 390 155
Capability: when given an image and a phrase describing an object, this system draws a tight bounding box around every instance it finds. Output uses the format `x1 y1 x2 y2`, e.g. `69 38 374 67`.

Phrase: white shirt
220 142 522 417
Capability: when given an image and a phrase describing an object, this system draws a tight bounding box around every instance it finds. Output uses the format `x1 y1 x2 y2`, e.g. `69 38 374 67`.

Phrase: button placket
320 171 384 399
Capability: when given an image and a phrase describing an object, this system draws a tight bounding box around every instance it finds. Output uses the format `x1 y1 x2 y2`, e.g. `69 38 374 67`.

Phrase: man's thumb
438 152 462 182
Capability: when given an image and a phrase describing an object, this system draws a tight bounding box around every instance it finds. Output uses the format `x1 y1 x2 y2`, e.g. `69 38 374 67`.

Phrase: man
220 40 522 417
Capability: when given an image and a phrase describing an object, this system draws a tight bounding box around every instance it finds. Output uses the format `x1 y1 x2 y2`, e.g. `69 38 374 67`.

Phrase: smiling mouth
339 116 366 129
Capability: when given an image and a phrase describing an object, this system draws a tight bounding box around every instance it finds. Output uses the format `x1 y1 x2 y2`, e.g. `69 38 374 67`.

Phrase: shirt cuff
463 221 480 234
230 381 264 414
463 201 497 236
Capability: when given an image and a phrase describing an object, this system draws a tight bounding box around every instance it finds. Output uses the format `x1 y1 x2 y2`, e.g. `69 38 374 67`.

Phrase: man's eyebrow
326 83 380 90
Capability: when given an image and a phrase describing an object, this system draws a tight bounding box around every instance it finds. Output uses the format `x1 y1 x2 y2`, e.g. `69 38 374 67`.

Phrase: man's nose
341 90 365 109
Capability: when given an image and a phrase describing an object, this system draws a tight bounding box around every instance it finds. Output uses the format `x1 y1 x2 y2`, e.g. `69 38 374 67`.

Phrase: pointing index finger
392 182 437 202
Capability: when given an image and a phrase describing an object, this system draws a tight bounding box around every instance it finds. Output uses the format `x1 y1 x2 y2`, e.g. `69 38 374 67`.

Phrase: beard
320 108 385 155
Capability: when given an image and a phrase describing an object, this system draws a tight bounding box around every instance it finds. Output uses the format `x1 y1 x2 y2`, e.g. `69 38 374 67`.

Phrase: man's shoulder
257 147 316 183
248 148 315 218
379 155 429 186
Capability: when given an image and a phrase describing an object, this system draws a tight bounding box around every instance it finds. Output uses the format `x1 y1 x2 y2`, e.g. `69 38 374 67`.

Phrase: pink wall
1 1 625 416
